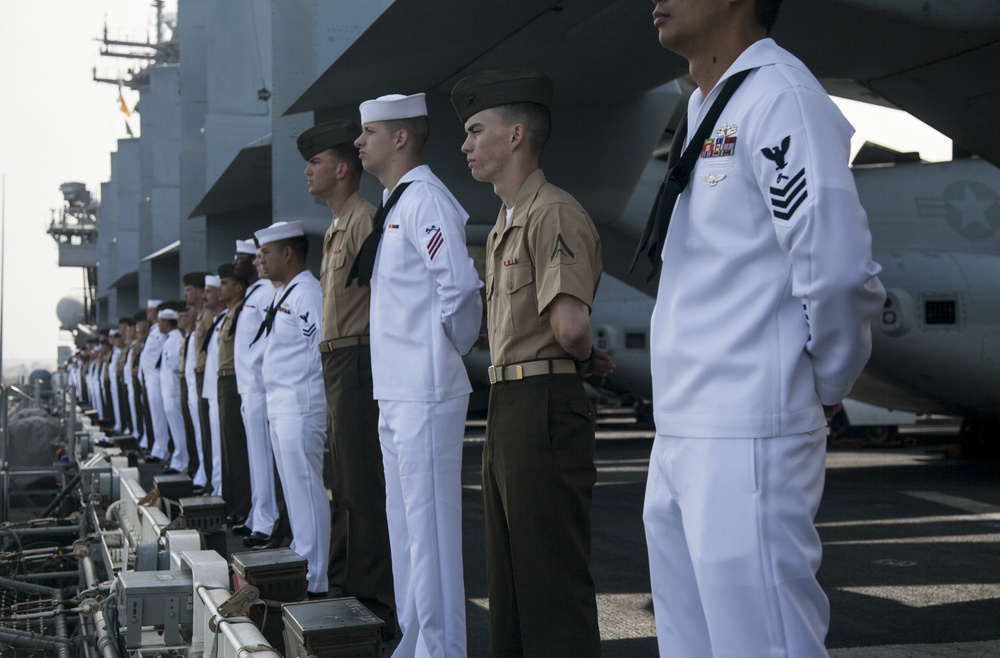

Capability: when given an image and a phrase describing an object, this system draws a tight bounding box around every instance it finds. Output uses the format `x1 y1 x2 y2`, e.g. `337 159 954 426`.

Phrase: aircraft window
626 332 646 349
925 300 956 325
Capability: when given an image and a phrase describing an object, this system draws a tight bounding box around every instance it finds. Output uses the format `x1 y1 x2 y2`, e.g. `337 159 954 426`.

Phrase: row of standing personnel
66 267 269 518
287 5 884 652
67 3 887 652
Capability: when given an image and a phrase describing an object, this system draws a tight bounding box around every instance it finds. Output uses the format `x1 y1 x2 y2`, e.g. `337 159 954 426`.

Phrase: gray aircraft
286 0 1000 447
566 155 1000 455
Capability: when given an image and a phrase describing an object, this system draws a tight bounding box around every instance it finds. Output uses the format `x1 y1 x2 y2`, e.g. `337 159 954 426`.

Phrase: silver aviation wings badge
700 173 727 187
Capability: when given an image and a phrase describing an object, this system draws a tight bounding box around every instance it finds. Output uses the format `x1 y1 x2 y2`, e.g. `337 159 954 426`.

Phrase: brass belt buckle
514 365 523 380
488 365 497 384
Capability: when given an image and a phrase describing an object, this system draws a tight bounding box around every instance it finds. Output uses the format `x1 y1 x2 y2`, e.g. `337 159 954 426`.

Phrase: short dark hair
387 116 430 153
493 102 552 153
233 253 256 282
118 316 135 326
331 143 363 177
273 235 309 260
756 0 782 32
132 310 147 323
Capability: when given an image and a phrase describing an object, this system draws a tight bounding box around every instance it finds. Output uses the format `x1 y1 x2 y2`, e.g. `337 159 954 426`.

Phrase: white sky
0 2 954 366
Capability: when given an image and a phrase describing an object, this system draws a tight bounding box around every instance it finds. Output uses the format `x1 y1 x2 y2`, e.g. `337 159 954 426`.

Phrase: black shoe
251 536 284 551
226 514 246 526
231 523 252 536
145 456 162 464
162 467 180 475
191 485 206 496
307 591 327 600
243 532 271 547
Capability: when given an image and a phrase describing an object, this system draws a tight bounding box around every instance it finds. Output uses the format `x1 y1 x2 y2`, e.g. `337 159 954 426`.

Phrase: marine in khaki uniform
187 272 216 487
116 317 136 435
452 69 615 657
298 120 398 639
97 330 113 424
181 272 208 477
128 311 148 443
216 262 252 526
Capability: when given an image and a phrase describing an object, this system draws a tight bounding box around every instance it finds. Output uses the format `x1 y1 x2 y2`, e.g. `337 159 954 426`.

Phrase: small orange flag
118 87 131 117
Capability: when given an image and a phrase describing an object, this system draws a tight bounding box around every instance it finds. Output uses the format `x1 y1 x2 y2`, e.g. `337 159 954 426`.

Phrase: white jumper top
370 164 483 402
651 38 886 438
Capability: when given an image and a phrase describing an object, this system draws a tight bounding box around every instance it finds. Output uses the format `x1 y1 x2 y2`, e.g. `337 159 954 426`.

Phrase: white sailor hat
254 220 305 246
146 299 163 309
236 239 257 255
109 329 120 337
157 308 179 321
204 274 221 288
359 93 427 124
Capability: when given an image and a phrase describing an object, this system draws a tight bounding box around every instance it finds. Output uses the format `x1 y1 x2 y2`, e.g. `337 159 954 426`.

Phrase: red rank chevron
426 226 444 261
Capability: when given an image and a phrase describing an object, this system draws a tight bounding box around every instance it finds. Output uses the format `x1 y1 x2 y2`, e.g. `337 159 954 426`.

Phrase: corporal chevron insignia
769 167 808 221
550 233 576 264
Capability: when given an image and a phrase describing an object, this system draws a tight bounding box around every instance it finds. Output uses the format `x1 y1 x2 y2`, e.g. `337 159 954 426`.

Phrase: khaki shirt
216 303 241 372
193 307 213 372
129 338 144 376
100 350 112 384
116 341 131 379
178 332 188 373
485 169 601 366
320 191 375 341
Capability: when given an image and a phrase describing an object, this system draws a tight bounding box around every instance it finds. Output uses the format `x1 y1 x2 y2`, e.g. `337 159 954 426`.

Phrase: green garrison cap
182 271 210 288
296 120 361 160
451 69 554 123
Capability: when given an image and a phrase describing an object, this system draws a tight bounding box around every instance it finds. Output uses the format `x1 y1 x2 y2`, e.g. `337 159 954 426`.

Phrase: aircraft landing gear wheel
959 418 1000 459
863 425 897 445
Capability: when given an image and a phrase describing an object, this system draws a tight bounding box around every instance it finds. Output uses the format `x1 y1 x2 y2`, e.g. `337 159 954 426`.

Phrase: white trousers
269 410 330 593
110 377 123 432
162 393 189 473
206 397 222 496
143 370 170 460
125 382 140 440
378 396 468 658
240 390 277 536
643 431 829 658
186 382 207 487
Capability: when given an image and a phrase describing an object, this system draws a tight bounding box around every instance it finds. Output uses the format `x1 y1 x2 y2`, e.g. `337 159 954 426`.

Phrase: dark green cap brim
297 120 361 160
451 68 553 123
